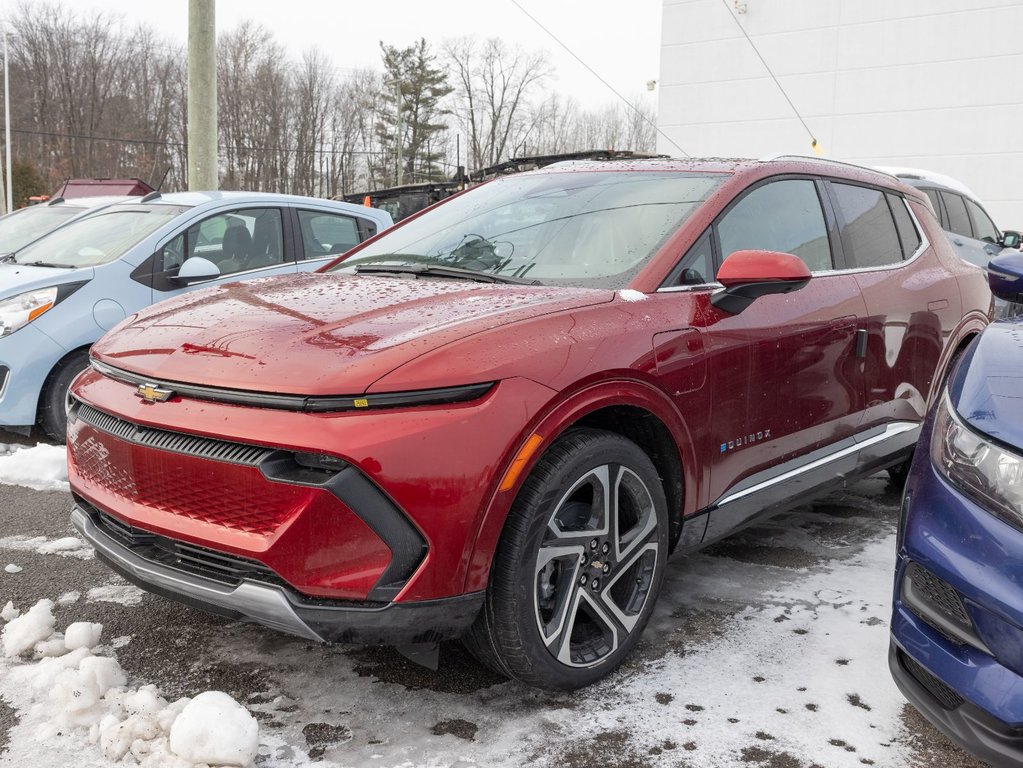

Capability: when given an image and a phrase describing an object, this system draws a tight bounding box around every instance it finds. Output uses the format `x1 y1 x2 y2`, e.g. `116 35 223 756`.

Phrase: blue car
0 191 391 440
0 195 135 254
890 251 1023 765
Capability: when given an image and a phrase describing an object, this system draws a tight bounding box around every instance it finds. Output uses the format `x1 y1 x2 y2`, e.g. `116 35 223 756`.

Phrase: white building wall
658 0 1023 226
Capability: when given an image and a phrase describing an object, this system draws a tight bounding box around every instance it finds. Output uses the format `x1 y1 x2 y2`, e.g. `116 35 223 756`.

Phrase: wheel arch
463 378 696 594
928 310 987 405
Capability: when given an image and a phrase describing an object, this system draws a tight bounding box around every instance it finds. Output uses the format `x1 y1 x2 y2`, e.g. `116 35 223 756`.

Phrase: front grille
905 562 973 634
70 402 305 535
899 650 965 710
74 401 274 466
87 500 286 588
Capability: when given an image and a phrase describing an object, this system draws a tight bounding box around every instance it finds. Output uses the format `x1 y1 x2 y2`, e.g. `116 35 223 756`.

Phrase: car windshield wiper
17 260 75 269
355 263 541 285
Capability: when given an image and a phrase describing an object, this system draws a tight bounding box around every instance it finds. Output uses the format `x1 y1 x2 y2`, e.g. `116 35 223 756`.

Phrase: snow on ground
0 534 92 560
86 583 147 607
0 443 68 492
0 600 260 767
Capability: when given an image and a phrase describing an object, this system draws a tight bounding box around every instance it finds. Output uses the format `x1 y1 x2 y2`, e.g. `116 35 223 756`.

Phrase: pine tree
374 39 452 187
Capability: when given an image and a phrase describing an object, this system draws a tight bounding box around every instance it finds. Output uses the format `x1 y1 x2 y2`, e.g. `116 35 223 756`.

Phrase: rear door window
716 179 833 272
964 198 999 243
832 183 903 268
886 193 921 259
297 210 361 260
923 188 944 226
940 191 973 238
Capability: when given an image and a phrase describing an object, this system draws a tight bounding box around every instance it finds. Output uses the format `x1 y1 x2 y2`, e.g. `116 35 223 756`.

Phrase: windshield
333 171 725 288
13 205 189 267
0 206 81 253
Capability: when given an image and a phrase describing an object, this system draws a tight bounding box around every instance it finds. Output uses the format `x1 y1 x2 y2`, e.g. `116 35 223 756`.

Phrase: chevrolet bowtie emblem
135 383 174 404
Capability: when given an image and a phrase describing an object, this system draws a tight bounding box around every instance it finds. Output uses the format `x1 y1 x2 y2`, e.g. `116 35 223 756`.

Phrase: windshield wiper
355 263 541 285
18 260 75 269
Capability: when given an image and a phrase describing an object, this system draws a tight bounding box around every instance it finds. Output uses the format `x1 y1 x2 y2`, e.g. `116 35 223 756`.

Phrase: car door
834 183 961 428
683 177 868 540
147 206 298 299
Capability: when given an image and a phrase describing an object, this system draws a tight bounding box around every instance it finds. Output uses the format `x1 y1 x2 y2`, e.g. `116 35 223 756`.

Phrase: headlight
0 287 58 338
932 392 1023 529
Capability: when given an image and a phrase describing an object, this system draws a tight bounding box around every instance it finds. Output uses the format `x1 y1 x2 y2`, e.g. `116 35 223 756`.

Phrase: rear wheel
465 429 669 690
39 350 89 442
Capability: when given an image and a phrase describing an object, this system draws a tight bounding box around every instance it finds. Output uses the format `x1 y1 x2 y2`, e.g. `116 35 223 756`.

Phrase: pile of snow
0 535 92 560
0 598 260 767
0 443 69 492
618 289 647 302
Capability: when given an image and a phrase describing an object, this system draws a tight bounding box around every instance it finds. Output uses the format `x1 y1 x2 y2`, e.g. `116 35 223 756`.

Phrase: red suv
68 158 990 690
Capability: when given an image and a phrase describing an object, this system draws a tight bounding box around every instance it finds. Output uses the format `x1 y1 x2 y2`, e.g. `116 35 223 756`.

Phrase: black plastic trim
90 359 494 413
260 455 428 601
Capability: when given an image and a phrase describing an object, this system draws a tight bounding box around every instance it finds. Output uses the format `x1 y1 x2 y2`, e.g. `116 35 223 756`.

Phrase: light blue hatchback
0 190 392 439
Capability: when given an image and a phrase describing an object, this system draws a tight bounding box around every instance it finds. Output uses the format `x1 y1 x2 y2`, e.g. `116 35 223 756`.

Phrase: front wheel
39 350 89 442
465 429 669 690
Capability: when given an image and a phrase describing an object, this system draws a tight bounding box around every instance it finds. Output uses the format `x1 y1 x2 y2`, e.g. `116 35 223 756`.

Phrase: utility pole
394 80 404 186
187 0 217 190
2 23 10 214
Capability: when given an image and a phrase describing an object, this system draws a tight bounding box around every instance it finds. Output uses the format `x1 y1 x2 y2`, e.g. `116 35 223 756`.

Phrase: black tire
887 454 912 487
39 350 89 442
465 428 669 690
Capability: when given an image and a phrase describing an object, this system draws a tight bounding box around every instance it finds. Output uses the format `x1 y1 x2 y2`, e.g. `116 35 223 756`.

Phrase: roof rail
758 154 899 181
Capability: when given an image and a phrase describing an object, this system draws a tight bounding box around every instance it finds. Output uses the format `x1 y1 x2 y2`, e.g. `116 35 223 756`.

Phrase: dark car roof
951 321 1023 451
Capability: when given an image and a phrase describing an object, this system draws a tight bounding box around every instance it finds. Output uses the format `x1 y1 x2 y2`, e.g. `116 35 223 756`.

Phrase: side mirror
171 256 221 285
1000 230 1021 250
711 250 811 314
988 252 1023 303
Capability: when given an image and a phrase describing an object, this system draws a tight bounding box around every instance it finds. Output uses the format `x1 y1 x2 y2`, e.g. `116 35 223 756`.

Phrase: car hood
953 321 1023 451
91 272 613 395
0 262 92 298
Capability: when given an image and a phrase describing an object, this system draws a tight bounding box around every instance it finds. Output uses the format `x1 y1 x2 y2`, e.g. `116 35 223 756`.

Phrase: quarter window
940 191 972 238
832 184 902 269
964 198 999 243
297 210 361 259
923 188 944 226
716 179 832 272
886 193 921 259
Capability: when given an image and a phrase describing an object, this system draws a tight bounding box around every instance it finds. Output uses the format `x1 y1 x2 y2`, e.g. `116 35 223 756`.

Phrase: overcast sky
64 0 663 110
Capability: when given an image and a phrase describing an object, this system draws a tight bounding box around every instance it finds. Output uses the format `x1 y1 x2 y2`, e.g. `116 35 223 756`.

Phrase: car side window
830 183 902 268
157 208 285 281
716 179 832 272
940 191 972 238
297 210 361 260
886 193 921 259
964 198 999 243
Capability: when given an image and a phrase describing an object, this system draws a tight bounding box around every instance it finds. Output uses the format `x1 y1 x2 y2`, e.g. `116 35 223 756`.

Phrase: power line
508 0 689 158
719 0 818 148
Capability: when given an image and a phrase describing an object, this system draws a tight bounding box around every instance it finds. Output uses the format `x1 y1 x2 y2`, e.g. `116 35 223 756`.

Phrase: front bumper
889 641 1023 766
0 324 68 427
72 504 484 645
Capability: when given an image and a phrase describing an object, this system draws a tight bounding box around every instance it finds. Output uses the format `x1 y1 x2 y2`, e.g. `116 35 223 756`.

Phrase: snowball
29 647 91 692
4 563 22 573
57 591 81 605
64 621 103 651
2 598 55 657
79 654 127 697
169 691 259 766
618 289 647 302
1 600 19 621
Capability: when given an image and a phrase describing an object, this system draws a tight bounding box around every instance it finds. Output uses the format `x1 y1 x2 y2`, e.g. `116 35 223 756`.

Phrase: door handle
928 299 949 311
855 328 868 358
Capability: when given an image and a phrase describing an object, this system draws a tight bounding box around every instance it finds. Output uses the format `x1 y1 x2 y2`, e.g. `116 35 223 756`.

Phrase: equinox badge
135 383 174 404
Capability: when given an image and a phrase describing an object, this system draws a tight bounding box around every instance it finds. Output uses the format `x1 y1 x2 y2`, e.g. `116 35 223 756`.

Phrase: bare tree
443 37 549 171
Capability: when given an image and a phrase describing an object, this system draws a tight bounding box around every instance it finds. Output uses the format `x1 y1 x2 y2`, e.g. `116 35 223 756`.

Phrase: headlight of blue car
932 392 1023 529
0 286 58 338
